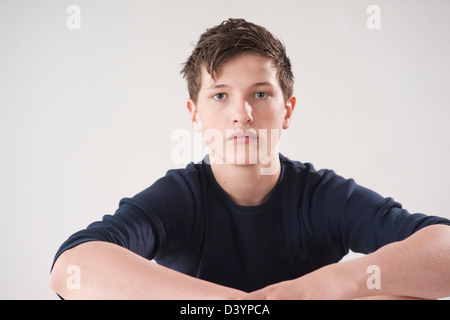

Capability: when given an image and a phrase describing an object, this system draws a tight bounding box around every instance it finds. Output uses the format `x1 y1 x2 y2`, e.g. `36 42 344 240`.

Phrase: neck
210 154 281 206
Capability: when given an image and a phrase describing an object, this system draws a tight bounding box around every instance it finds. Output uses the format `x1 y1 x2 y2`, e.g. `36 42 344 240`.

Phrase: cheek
197 102 219 120
198 109 229 131
256 111 284 129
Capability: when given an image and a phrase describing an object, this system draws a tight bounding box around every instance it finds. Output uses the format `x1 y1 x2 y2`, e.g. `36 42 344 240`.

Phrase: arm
243 224 450 299
49 241 245 300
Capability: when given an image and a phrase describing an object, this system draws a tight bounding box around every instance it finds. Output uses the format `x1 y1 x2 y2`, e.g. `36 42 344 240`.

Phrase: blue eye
254 92 268 99
213 93 227 101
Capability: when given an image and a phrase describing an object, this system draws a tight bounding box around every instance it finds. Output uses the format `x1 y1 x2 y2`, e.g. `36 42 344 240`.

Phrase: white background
0 0 449 299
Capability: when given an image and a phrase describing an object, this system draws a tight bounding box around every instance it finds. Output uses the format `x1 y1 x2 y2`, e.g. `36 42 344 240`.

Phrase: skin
187 53 296 206
188 53 450 300
49 53 450 300
242 224 450 300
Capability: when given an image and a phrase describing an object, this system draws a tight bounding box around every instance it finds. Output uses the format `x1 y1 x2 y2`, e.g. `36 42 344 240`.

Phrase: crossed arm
49 224 450 300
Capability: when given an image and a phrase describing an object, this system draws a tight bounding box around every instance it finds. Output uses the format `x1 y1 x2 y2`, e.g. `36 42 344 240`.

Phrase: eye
213 93 227 101
254 92 269 99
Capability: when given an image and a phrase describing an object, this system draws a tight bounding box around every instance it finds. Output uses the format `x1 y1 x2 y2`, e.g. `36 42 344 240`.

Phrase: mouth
227 129 258 144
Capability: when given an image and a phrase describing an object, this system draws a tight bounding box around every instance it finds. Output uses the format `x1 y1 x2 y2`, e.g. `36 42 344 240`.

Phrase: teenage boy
50 18 450 299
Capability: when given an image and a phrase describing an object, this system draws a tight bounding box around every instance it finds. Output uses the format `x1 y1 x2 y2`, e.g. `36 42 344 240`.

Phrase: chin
208 139 278 166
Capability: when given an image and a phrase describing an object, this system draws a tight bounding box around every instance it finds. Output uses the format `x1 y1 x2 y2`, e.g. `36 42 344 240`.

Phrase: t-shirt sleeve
51 200 164 273
52 170 198 269
304 169 450 258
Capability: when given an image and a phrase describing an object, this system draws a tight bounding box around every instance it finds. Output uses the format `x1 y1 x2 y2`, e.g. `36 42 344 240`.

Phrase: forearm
343 224 450 299
49 241 245 300
242 224 450 300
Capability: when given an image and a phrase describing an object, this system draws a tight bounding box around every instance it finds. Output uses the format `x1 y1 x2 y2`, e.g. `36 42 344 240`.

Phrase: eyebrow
251 82 274 88
206 84 230 90
206 81 274 90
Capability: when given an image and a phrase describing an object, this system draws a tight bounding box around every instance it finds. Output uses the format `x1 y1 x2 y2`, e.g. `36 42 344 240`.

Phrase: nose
232 99 253 125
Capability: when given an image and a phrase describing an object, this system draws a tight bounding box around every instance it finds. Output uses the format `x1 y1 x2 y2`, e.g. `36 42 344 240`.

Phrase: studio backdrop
0 0 449 299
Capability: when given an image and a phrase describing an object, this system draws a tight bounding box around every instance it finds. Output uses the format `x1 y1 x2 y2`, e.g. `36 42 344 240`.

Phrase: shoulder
122 162 207 257
133 161 204 202
279 154 370 214
279 154 342 187
280 153 328 175
116 161 206 226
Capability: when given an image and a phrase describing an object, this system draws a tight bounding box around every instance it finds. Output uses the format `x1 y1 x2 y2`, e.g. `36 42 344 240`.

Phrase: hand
240 263 358 300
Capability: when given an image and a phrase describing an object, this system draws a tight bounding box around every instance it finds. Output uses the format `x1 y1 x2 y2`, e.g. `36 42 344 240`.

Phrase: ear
282 96 296 130
187 98 202 132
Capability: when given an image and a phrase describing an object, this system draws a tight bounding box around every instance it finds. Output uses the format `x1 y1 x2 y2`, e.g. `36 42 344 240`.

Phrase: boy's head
181 18 294 105
181 18 296 170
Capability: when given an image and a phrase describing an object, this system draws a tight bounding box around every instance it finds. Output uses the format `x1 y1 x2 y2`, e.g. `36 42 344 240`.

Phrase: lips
227 129 258 143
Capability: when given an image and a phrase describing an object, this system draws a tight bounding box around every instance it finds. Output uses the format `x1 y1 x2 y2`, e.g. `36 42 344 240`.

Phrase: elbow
49 261 66 297
49 252 76 298
48 269 60 294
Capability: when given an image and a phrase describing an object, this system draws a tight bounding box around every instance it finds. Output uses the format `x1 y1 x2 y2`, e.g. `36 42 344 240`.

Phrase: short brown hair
181 18 294 104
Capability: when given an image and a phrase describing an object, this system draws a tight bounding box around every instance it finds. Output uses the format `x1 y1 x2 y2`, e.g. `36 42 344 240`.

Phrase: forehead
200 53 279 90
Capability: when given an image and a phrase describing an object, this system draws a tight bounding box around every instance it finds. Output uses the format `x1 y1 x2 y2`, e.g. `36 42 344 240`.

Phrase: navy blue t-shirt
53 154 450 292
